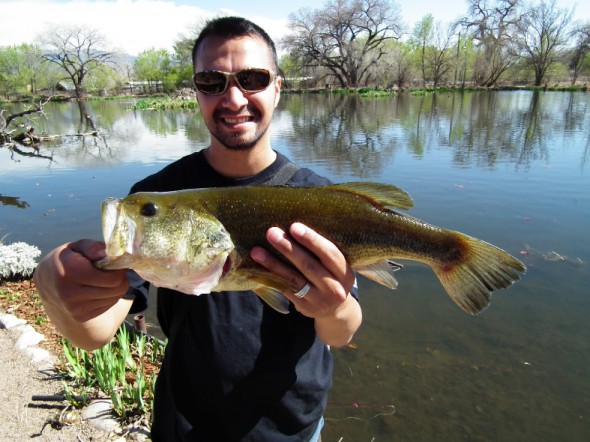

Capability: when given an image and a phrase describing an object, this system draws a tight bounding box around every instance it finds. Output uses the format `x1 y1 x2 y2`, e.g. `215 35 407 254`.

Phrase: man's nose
221 81 249 109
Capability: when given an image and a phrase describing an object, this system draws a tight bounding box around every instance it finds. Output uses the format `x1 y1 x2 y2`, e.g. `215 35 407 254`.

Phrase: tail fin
433 235 526 315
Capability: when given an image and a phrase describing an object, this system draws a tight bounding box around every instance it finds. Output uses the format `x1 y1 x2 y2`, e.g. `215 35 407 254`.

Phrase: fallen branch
13 130 99 145
0 97 52 131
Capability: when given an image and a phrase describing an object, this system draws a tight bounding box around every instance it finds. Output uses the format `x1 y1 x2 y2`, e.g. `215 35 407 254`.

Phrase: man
34 16 362 441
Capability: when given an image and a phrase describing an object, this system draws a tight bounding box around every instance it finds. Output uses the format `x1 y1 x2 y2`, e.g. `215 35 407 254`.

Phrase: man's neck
203 143 277 179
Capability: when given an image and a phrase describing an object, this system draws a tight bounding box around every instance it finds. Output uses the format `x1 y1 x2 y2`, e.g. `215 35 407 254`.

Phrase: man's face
194 35 281 151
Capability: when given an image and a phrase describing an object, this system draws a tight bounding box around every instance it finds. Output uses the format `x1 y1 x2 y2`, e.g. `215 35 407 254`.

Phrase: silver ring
293 282 311 299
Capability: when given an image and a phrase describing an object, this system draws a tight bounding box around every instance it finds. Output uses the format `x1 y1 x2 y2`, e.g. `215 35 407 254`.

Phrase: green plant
60 325 165 422
62 339 92 384
0 288 18 302
131 97 198 110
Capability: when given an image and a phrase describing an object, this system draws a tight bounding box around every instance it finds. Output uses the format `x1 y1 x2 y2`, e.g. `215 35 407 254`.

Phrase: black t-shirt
128 150 335 441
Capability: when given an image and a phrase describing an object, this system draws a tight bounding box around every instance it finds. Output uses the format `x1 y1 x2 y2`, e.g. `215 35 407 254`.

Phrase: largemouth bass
96 182 525 315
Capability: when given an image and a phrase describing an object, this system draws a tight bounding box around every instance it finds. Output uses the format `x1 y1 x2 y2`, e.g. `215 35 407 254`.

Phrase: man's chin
222 138 257 151
213 132 265 151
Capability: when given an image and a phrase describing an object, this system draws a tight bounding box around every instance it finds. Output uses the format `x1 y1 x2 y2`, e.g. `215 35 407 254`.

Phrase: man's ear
274 76 282 108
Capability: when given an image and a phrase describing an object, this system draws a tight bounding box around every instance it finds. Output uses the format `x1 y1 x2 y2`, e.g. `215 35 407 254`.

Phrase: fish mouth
219 250 240 280
101 198 138 259
102 198 119 248
222 255 232 277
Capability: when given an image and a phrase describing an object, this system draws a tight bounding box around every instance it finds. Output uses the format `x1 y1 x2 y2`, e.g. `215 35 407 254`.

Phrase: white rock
128 429 150 441
0 313 26 329
24 346 55 364
82 399 121 433
14 323 35 334
15 327 45 350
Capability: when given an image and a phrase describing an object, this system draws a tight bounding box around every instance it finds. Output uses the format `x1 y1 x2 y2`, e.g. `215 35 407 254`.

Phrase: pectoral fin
249 272 298 314
354 259 402 289
253 287 290 314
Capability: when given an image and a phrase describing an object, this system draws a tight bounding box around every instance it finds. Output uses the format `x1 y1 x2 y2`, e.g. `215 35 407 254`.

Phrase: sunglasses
193 68 276 96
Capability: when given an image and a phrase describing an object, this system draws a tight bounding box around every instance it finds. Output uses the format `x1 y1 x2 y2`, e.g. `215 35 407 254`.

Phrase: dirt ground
0 279 122 440
0 324 114 441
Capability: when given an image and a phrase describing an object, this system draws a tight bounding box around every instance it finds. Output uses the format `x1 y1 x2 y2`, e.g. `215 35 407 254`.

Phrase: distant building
124 81 163 94
283 77 315 89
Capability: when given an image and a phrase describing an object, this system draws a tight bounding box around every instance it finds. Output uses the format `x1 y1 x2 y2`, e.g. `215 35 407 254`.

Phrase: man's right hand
33 239 132 350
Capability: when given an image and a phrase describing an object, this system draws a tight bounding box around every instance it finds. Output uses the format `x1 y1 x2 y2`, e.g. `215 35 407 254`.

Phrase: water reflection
279 94 401 177
5 144 54 162
4 91 587 174
1 91 588 441
0 195 29 209
277 91 588 179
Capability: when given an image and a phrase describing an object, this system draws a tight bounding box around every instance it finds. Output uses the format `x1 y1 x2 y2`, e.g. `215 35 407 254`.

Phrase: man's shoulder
288 167 332 187
271 151 329 187
131 151 206 193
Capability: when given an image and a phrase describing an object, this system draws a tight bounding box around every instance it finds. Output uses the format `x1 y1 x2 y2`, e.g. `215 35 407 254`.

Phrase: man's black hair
192 16 279 72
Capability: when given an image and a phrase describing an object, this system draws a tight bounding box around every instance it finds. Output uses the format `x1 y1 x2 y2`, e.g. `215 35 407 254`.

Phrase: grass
0 279 165 428
60 325 166 420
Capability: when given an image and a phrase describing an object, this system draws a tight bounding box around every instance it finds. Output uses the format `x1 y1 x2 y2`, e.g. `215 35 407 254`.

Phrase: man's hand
251 223 362 347
34 239 132 350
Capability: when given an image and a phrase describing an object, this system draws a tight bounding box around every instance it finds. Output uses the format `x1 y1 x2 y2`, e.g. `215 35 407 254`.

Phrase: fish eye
141 202 158 217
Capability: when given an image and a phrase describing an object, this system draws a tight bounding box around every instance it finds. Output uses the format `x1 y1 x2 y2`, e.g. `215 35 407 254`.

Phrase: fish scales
96 182 526 315
203 186 467 268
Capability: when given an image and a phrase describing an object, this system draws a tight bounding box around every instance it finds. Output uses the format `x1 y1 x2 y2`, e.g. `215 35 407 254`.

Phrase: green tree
173 17 212 88
452 33 476 87
134 49 171 81
384 40 414 87
134 48 182 92
411 14 435 86
0 44 47 97
278 53 303 88
0 45 27 96
85 64 125 95
172 40 197 87
19 44 45 94
409 16 458 87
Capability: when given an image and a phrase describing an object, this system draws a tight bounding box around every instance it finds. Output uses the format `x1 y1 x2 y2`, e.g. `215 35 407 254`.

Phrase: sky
0 0 588 56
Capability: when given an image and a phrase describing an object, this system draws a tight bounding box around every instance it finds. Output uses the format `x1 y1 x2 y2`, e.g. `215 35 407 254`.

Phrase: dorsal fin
327 182 414 210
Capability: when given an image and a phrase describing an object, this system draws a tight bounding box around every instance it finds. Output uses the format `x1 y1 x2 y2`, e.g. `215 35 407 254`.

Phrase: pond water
1 91 588 441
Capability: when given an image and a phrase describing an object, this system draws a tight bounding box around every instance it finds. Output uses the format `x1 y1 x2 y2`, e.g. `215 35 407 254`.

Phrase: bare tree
175 17 209 66
514 0 573 86
460 0 523 86
38 25 116 98
429 22 458 86
282 0 403 88
568 21 590 85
